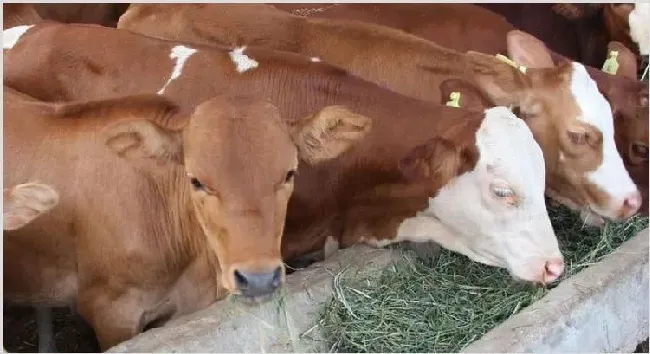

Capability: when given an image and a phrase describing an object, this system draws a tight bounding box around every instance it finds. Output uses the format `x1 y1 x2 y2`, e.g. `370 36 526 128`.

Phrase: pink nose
542 258 565 284
620 191 642 219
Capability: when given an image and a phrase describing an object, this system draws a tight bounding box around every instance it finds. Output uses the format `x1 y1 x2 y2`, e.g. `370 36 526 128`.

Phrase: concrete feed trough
109 229 649 353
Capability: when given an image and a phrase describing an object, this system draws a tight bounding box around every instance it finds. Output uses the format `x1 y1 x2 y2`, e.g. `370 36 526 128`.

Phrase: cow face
467 30 641 225
399 107 563 284
104 94 371 303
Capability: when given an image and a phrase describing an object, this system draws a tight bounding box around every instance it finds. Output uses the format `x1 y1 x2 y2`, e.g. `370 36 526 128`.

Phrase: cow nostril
233 267 284 298
233 269 249 290
543 259 565 283
271 266 282 288
622 192 642 217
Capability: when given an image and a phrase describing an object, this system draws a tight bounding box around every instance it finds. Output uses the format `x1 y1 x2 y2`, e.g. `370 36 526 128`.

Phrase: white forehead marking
629 3 649 55
3 25 34 50
157 45 198 95
569 62 638 199
476 106 546 196
310 57 321 62
229 46 259 73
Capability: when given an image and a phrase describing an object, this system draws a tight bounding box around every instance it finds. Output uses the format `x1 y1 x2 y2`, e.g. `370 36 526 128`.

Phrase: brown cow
269 2 650 216
477 3 649 68
112 4 642 223
2 23 567 284
3 87 364 349
2 3 130 28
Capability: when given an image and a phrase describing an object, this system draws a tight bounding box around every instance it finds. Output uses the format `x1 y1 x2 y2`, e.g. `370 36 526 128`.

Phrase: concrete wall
109 229 649 353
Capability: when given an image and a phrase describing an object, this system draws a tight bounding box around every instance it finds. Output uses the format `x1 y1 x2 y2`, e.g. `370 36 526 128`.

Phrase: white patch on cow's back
569 62 638 202
157 45 198 95
229 46 259 73
629 3 649 55
3 25 34 50
310 57 321 62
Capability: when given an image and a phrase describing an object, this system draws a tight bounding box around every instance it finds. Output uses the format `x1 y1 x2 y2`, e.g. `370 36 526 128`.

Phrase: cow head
466 30 641 225
3 183 59 230
104 94 370 303
398 107 563 284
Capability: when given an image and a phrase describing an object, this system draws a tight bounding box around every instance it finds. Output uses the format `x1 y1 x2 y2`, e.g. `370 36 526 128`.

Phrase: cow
476 3 649 68
3 86 365 349
267 2 650 216
2 3 130 29
111 5 642 223
2 23 569 282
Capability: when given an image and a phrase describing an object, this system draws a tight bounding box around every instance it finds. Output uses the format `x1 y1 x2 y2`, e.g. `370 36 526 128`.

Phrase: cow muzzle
233 266 283 303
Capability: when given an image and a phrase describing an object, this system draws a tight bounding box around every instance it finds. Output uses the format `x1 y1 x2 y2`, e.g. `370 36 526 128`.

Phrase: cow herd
2 3 649 352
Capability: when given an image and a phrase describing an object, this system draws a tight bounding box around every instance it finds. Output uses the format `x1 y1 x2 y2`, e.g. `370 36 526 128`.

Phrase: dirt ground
3 304 99 353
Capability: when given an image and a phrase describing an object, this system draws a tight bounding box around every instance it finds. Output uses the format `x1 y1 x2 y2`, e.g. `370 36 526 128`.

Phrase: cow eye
490 183 515 199
284 170 297 183
190 177 204 190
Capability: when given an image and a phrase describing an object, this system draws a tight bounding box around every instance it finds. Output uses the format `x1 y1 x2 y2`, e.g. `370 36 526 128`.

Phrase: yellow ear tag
601 50 619 75
495 54 527 74
446 91 461 108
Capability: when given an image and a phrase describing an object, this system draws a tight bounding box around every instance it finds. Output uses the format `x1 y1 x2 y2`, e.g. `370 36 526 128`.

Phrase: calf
270 2 650 216
113 5 641 222
3 87 361 349
2 23 565 287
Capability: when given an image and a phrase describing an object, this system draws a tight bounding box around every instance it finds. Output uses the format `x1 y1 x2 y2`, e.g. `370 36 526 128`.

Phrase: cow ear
289 105 372 164
398 137 475 185
100 97 189 166
104 119 185 166
506 30 555 68
607 41 638 80
3 183 59 231
465 51 530 107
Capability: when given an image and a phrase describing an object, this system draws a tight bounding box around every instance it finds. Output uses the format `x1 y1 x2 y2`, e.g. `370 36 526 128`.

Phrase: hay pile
319 205 649 352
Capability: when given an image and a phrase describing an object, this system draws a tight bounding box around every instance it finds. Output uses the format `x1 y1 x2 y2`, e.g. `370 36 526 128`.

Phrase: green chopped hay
319 205 649 353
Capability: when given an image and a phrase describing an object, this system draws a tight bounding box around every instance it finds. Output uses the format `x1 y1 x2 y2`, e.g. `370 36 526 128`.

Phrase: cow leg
77 287 176 351
35 306 56 353
77 289 145 351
